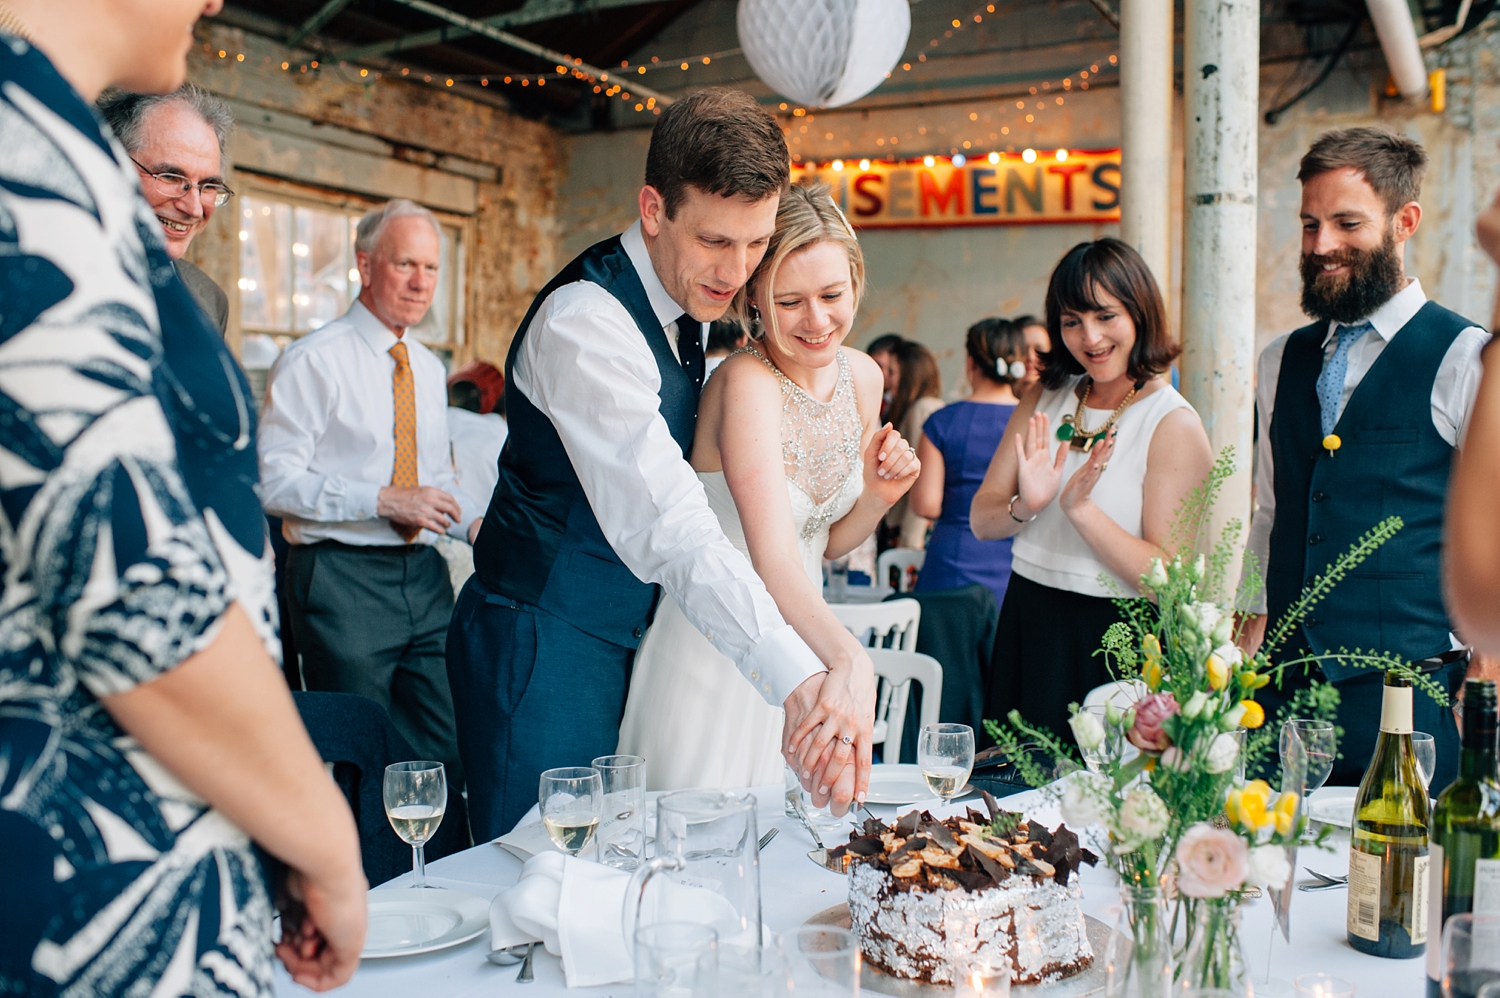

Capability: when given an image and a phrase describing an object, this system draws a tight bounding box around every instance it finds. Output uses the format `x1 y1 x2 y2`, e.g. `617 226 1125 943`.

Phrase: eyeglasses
130 157 235 208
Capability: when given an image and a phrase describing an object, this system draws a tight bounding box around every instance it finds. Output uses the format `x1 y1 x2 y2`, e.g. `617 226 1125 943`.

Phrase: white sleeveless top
1011 375 1195 597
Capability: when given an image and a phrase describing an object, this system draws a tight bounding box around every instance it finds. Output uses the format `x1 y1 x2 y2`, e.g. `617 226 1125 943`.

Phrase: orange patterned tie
389 340 420 542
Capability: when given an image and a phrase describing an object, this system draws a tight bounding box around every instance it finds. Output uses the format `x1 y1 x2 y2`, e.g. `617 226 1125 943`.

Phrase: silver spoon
516 941 536 983
487 943 531 966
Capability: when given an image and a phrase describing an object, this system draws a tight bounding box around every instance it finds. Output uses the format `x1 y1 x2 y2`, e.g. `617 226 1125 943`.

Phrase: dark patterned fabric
0 36 277 997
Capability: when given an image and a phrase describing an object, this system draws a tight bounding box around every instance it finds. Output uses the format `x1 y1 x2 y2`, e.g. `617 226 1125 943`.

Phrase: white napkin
490 852 745 988
493 820 565 862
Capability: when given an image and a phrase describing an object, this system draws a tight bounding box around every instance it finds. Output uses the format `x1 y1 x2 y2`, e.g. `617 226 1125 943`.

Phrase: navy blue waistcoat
471 236 697 649
1265 301 1474 680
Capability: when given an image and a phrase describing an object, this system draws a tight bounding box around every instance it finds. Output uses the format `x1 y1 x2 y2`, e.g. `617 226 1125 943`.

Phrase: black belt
1413 648 1469 672
300 539 428 554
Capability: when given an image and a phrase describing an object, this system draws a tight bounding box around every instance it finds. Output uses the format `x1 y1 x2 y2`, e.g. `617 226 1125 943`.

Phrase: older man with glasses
99 82 235 335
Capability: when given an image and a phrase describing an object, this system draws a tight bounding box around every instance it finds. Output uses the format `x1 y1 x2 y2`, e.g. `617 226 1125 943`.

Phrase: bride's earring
750 304 764 340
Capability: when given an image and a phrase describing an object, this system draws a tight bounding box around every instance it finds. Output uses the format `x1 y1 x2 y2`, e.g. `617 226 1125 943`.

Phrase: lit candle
952 959 1010 998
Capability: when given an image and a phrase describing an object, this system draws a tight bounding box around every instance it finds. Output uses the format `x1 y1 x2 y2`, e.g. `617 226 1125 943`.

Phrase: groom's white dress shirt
509 221 825 707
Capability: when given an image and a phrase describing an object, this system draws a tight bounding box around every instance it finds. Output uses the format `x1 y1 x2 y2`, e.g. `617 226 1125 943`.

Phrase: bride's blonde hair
736 180 865 342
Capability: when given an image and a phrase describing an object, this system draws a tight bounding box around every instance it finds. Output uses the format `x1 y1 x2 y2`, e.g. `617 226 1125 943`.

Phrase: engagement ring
841 735 853 745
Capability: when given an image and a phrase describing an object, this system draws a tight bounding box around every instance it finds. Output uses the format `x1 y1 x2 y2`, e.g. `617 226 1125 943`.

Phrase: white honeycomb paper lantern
737 0 911 108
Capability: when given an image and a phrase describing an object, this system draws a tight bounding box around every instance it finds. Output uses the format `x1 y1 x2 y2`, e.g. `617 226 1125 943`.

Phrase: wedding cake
833 804 1097 986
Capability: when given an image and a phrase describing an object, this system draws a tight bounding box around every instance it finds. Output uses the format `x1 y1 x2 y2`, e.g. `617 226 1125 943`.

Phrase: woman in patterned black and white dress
0 2 365 994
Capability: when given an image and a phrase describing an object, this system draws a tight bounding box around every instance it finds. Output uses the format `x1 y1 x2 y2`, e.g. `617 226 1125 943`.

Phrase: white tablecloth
274 785 1420 997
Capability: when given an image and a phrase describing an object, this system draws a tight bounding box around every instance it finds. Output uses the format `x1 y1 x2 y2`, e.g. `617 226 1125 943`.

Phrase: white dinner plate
361 888 490 959
1306 787 1357 829
864 764 973 806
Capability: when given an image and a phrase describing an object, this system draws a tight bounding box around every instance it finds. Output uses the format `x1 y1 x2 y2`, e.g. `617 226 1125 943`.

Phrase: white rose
1247 844 1293 887
1069 709 1106 751
1118 785 1170 841
1144 558 1170 590
1205 732 1242 774
1193 602 1222 638
1212 643 1243 667
1059 771 1113 828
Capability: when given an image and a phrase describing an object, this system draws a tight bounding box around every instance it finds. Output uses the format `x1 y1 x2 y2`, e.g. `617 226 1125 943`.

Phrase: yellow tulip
1239 792 1272 831
1224 789 1243 826
1144 659 1163 692
1244 779 1272 801
1206 654 1229 691
1143 634 1161 657
1240 699 1266 729
1272 792 1299 835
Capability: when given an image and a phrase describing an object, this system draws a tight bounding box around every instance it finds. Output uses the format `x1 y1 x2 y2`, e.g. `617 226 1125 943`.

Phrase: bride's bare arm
825 350 920 559
715 353 875 810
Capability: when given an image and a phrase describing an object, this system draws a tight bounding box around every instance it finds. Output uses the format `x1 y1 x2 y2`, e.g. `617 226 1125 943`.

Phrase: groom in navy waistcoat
1240 128 1490 790
449 89 870 840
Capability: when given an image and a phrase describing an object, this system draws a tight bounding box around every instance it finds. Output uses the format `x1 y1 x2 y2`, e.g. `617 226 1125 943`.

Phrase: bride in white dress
618 182 921 793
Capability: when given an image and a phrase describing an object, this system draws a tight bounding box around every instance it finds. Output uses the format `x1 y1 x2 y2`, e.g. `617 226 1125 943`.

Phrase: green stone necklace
1056 377 1146 452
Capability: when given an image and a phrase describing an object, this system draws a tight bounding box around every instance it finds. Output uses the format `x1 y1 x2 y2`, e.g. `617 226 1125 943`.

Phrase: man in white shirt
1239 128 1488 789
260 199 483 783
453 89 871 839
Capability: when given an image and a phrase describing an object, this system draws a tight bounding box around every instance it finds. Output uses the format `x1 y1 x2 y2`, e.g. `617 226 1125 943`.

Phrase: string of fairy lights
198 0 1120 153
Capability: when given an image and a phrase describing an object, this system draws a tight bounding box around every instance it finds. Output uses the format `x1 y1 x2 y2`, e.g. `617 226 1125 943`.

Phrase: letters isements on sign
791 149 1122 228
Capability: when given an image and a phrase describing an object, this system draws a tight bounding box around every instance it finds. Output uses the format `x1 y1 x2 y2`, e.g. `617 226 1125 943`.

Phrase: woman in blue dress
0 2 364 994
910 319 1028 606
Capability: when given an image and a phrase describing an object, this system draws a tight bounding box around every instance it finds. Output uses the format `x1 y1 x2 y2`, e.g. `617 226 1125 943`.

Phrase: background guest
447 360 508 514
971 238 1212 744
1012 313 1053 393
882 339 944 549
0 1 364 991
866 332 905 421
259 199 483 786
1239 129 1486 789
910 318 1027 607
97 82 235 335
1447 186 1500 656
705 317 749 377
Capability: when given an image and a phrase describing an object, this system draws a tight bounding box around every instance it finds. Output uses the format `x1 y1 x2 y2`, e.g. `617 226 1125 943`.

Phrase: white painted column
1180 0 1259 567
1118 0 1174 295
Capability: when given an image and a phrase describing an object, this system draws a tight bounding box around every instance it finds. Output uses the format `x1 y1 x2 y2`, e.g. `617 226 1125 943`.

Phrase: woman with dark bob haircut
970 238 1212 746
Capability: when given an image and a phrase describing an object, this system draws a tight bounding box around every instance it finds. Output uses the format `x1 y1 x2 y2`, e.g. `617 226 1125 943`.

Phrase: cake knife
790 793 842 873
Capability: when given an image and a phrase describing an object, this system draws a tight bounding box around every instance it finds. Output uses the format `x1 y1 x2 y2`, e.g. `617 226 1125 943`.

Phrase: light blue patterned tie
1315 322 1371 437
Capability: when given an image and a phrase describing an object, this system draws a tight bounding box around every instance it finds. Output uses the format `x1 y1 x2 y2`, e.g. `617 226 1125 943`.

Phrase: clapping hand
1012 412 1068 517
863 424 920 506
1058 426 1116 515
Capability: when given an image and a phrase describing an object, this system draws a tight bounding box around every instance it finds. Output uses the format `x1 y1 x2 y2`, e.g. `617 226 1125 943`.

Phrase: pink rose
1175 824 1249 899
1127 692 1179 752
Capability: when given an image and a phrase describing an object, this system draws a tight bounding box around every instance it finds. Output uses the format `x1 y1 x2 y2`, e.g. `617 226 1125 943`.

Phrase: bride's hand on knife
864 424 920 506
782 652 875 813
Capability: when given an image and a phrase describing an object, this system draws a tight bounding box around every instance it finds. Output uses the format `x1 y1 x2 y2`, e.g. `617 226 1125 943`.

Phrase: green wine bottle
1348 670 1431 959
1426 679 1500 998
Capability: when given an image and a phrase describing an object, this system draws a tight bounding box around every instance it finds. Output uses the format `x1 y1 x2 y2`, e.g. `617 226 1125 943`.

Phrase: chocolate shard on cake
842 809 1096 987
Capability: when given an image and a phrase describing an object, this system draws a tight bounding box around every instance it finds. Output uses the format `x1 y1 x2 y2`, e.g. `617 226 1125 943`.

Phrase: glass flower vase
1105 883 1174 998
1174 897 1249 997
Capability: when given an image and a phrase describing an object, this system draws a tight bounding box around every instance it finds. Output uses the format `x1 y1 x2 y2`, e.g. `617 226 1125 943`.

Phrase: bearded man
1239 128 1489 789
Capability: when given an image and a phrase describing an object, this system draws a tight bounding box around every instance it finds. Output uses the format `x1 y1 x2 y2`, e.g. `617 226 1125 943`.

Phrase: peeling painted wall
185 23 558 366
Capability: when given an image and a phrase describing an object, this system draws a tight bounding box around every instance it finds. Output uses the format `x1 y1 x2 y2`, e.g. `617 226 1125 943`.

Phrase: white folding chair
1082 679 1147 711
868 648 944 764
829 601 922 753
877 548 926 593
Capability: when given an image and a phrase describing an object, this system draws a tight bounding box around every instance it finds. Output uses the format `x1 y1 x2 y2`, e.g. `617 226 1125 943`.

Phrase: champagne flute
540 767 604 857
383 761 446 889
1413 731 1437 794
1281 719 1336 794
918 723 975 805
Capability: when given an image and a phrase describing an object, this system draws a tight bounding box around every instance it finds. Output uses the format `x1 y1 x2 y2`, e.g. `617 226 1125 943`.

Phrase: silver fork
757 827 779 851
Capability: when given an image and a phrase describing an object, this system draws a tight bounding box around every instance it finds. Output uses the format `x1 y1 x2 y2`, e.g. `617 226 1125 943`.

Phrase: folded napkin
493 819 566 862
490 852 743 988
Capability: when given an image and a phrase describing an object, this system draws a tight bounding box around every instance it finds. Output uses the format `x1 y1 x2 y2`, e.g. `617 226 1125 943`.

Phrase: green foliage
982 711 1079 789
1245 681 1343 784
1097 622 1141 680
987 810 1024 837
1169 446 1237 558
1262 516 1405 658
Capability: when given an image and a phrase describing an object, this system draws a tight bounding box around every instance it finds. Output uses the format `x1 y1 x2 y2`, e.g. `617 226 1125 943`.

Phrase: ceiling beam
367 0 675 103
336 0 669 62
288 0 357 47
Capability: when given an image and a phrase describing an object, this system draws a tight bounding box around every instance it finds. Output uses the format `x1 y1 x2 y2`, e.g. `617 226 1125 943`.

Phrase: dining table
274 782 1421 998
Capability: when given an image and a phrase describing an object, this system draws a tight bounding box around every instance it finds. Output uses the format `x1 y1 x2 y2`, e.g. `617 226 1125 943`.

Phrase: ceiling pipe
1364 0 1428 97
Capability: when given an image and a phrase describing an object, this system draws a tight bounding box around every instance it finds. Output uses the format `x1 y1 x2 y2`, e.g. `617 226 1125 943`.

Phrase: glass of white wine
917 723 974 805
383 761 446 889
540 767 604 857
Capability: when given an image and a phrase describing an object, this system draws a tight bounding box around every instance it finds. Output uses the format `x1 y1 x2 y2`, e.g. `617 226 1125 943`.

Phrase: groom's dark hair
645 88 789 219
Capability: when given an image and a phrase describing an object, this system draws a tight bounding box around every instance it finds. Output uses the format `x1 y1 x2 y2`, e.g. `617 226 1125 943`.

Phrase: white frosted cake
832 805 1097 986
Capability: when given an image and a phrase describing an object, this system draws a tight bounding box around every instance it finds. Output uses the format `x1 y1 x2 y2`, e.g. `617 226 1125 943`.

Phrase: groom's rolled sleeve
512 286 826 706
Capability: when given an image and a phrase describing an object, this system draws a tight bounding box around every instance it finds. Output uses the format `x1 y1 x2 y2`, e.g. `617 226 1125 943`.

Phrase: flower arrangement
984 449 1435 995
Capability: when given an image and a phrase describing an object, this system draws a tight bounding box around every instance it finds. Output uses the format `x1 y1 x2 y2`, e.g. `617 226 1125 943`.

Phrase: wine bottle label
1381 685 1414 733
1427 844 1444 982
1412 853 1430 944
1348 849 1383 941
1476 858 1500 914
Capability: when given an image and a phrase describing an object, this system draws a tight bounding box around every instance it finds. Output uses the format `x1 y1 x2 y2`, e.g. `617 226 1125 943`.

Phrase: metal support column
1181 0 1259 568
1118 0 1174 295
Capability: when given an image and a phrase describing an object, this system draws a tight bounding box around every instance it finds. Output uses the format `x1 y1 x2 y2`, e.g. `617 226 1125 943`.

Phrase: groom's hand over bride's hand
782 651 875 815
863 424 921 507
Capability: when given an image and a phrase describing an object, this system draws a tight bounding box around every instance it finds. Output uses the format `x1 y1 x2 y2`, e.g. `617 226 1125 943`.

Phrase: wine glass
918 723 975 805
1442 913 1500 998
1281 719 1336 795
540 767 604 857
1079 705 1109 774
383 761 446 889
1413 732 1437 794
